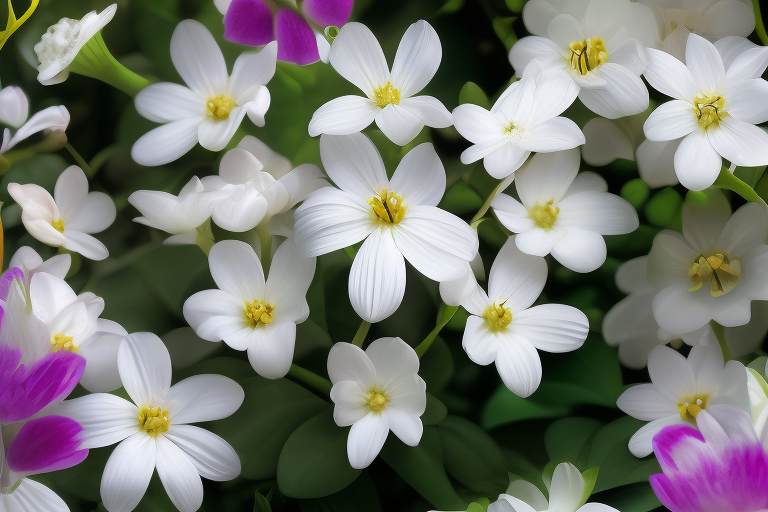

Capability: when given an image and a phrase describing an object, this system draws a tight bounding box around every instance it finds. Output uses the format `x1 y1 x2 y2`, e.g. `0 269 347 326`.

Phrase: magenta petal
302 0 353 27
6 416 88 474
0 267 24 301
0 348 85 423
275 9 320 65
651 424 704 473
224 0 276 47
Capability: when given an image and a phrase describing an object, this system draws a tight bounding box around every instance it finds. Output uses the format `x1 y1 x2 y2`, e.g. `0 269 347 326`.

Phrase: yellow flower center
50 333 78 353
677 394 708 423
693 94 727 129
482 303 513 333
364 388 388 413
368 189 407 225
687 251 741 297
244 299 275 328
51 218 65 233
373 81 401 109
206 94 238 121
569 38 608 76
138 406 170 437
529 200 560 231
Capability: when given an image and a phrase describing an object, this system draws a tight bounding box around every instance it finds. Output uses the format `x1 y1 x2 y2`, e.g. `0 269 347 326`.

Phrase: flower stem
255 223 272 274
753 0 768 46
288 364 332 395
710 320 732 362
65 143 92 176
415 304 459 358
68 32 150 97
351 320 371 347
471 180 505 226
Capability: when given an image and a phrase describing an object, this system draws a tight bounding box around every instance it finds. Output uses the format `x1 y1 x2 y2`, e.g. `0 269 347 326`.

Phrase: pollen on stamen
364 388 388 413
482 303 513 333
372 82 401 109
694 94 727 129
244 299 275 328
138 406 170 437
51 218 65 233
687 250 741 297
677 394 708 422
568 38 608 76
528 200 560 231
51 333 78 353
368 189 407 225
206 94 238 121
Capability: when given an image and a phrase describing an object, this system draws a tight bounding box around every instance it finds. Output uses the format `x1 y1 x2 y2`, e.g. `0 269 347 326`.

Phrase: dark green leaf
253 491 272 512
423 394 448 425
458 82 491 109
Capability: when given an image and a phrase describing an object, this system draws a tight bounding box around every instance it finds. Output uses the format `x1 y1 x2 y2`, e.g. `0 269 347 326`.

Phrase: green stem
710 320 732 362
414 304 459 358
68 32 150 97
753 0 768 46
351 320 371 348
255 222 272 274
65 143 92 175
471 180 505 226
288 364 332 395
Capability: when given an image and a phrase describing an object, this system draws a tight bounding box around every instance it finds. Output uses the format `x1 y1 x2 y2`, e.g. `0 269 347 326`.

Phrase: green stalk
65 143 92 176
288 364 332 394
67 32 150 97
351 320 371 348
710 320 732 362
471 180 505 226
753 0 768 46
414 304 459 358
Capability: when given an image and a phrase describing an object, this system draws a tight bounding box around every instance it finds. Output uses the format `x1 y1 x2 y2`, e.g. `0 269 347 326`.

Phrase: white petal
230 42 277 103
609 38 648 76
452 103 506 146
704 0 756 39
715 36 760 72
330 22 389 97
245 86 270 127
320 132 388 198
167 374 244 424
516 117 585 152
483 144 531 179
578 64 649 119
682 189 731 251
327 342 376 387
197 106 249 152
331 380 367 426
390 20 441 97
708 118 768 167
717 202 768 256
246 322 296 379
165 424 241 481
29 271 77 322
548 462 584 512
648 345 697 401
582 117 635 166
617 384 677 421
529 69 580 121
78 333 123 392
134 83 203 123
644 100 698 141
374 105 424 146
131 118 201 167
557 191 639 235
492 194 537 233
211 186 268 232
264 240 316 320
365 336 421 388
399 96 453 128
514 228 556 257
66 192 116 234
725 45 768 84
550 228 607 273
155 435 204 512
308 95 379 137
643 48 699 100
488 238 547 311
686 34 726 94
0 85 28 128
208 240 265 300
462 315 501 366
170 20 228 96
3 106 69 151
8 182 59 223
628 415 684 457
349 229 406 323
688 341 724 396
508 36 564 76
385 408 423 446
495 337 543 398
515 149 579 206
636 139 681 188
511 304 589 353
727 79 768 125
389 143 445 207
1 480 69 512
118 332 172 407
347 413 389 469
57 394 137 448
183 289 252 347
61 231 109 261
101 434 156 512
674 129 722 191
53 166 88 223
546 14 584 50
563 171 608 195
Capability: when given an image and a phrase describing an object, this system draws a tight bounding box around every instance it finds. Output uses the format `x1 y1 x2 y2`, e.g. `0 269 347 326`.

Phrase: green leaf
545 417 604 467
504 0 525 11
713 166 764 203
277 410 361 499
458 82 491 109
423 394 448 425
440 182 485 216
211 376 329 481
253 490 272 512
591 482 661 512
492 16 518 51
620 179 650 208
419 336 454 392
644 187 682 227
579 467 599 506
298 471 382 512
734 165 766 188
380 426 467 510
437 416 509 497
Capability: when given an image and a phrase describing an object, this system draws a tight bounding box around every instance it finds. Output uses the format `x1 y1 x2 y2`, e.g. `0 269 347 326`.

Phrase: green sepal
579 466 600 507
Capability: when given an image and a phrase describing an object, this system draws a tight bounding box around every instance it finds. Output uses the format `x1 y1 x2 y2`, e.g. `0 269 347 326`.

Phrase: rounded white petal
208 240 266 301
399 96 453 128
320 132 388 198
53 166 88 223
101 434 157 512
330 22 389 97
452 104 506 146
636 139 681 188
516 116 585 152
648 345 697 401
686 34 726 94
385 408 423 447
514 228 556 257
548 462 584 512
617 384 678 421
131 118 201 167
8 182 59 223
246 322 296 379
0 85 28 128
557 191 639 235
79 332 124 392
308 96 379 137
2 106 69 151
66 192 116 234
374 104 425 146
170 20 228 96
389 143 446 207
717 202 768 256
167 374 244 424
492 194 537 234
644 49 698 100
550 228 607 273
390 20 441 97
582 117 635 166
495 337 543 398
264 240 316 321
331 380 367 426
674 129 722 191
57 394 137 449
349 230 406 323
198 106 249 152
508 36 564 76
628 415 684 457
0 480 69 512
165 424 241 481
644 100 698 141
183 289 252 347
347 412 389 469
488 238 547 311
577 64 649 119
327 342 376 387
462 315 501 366
511 304 589 353
516 149 580 206
118 332 172 407
365 337 421 389
682 189 732 251
61 231 109 261
230 42 277 104
727 79 768 125
482 144 530 179
708 117 768 167
134 83 203 123
155 435 204 512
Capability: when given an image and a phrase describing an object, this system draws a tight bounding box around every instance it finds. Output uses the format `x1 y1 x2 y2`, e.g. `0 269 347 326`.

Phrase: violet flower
222 0 354 65
650 405 768 512
4 415 88 476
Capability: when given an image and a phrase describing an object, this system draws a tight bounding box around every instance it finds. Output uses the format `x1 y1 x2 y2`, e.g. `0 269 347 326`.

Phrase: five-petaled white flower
643 33 768 190
308 20 452 146
0 85 69 155
58 332 244 512
293 133 478 323
460 238 589 398
183 239 315 379
132 20 276 166
8 166 116 260
491 148 638 272
328 337 426 469
617 340 750 457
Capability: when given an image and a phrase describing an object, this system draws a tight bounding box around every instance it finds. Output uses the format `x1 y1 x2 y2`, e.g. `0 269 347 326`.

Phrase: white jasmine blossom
8 166 116 260
294 133 478 322
328 337 426 469
131 20 276 166
491 149 638 272
308 20 452 146
0 85 69 155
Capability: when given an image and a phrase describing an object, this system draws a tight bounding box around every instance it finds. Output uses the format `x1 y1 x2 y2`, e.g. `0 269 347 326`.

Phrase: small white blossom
0 85 69 155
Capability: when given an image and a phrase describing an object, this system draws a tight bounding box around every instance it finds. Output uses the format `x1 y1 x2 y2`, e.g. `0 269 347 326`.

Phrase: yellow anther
677 395 708 423
51 333 78 353
51 218 65 233
569 38 608 76
687 251 741 297
694 94 727 129
504 122 517 134
482 303 513 333
373 82 401 109
206 94 238 121
368 189 407 225
364 388 388 413
529 200 560 231
138 406 170 437
244 299 275 328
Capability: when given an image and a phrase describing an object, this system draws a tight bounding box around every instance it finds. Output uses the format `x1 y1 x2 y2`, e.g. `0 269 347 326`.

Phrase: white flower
459 238 589 398
34 4 117 85
0 479 70 512
294 133 478 322
453 68 583 179
604 256 768 369
131 20 276 166
8 166 116 260
308 21 452 146
8 245 71 284
491 149 638 272
638 0 755 62
617 341 750 457
0 85 69 155
643 34 768 190
201 136 326 232
183 239 315 379
494 462 619 512
328 337 426 469
58 332 244 512
646 191 768 334
509 0 655 119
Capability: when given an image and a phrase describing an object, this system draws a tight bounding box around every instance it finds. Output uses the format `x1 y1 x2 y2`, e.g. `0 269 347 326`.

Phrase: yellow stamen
529 200 560 231
138 406 170 437
364 388 388 413
677 395 708 423
51 333 78 353
368 189 407 225
373 82 401 109
244 299 275 328
51 218 65 233
694 94 727 129
482 303 513 333
687 251 741 297
569 38 608 76
206 94 238 121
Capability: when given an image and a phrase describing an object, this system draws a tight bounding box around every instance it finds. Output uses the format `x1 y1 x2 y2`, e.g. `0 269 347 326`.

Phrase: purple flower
650 405 768 512
5 415 88 475
223 0 354 65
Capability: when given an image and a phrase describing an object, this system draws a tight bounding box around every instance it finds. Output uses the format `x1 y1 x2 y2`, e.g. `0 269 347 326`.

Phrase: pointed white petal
550 228 607 273
548 462 584 512
385 408 423 446
644 48 698 100
483 144 531 179
101 434 156 512
230 42 277 103
648 345 697 401
170 20 228 96
246 322 296 379
628 415 684 457
727 79 768 125
578 64 649 119
330 22 389 97
508 36 564 76
308 96 379 137
515 149 579 206
155 435 204 512
512 304 589 353
135 83 203 123
546 14 584 50
617 384 677 421
1 480 69 512
327 342 376 387
3 106 69 151
390 20 441 97
119 332 172 407
208 240 265 301
708 118 768 167
636 139 681 188
62 231 109 261
399 96 453 128
462 315 501 366
389 143 445 207
682 189 731 251
557 191 639 235
644 100 698 141
365 337 420 388
717 202 768 256
320 132 388 198
57 394 137 448
674 129 722 191
183 289 252 347
495 337 542 398
167 374 244 424
452 104 506 146
516 117 585 152
131 118 201 167
264 240 316 320
165 424 241 481
492 194 536 233
347 413 389 469
349 229 406 323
